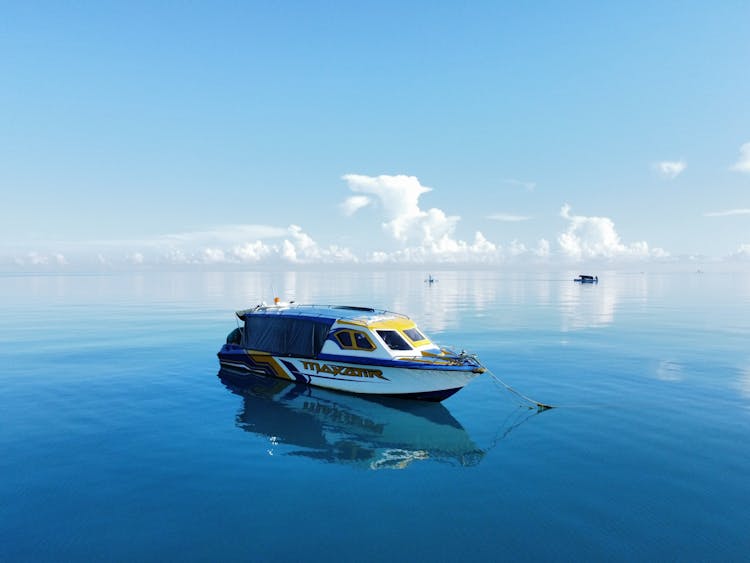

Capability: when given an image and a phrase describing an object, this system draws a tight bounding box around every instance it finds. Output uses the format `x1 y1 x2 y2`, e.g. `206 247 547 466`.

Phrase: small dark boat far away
574 275 598 283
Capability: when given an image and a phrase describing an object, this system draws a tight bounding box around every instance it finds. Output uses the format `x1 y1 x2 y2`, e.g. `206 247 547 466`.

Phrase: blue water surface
1 270 749 561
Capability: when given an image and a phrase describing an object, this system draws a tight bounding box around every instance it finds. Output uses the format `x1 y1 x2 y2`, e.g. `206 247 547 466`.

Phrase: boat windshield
403 327 427 343
376 330 413 351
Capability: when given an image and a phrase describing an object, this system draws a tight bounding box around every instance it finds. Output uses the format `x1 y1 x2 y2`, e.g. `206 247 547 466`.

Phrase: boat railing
298 304 410 319
245 303 410 320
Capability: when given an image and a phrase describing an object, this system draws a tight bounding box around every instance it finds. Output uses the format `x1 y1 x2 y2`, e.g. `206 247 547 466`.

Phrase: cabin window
376 330 413 351
334 329 375 351
403 327 427 344
336 331 353 348
353 332 375 351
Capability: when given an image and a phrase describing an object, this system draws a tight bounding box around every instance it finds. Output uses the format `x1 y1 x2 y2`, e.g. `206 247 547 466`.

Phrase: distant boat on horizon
574 274 598 283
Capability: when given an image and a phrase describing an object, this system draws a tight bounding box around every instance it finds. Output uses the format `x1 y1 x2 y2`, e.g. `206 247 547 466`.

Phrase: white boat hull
218 346 483 401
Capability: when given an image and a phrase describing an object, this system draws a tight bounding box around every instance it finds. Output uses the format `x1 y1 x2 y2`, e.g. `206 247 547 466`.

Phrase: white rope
484 367 554 411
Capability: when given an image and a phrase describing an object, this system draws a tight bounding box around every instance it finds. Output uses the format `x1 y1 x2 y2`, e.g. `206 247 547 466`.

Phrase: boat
574 274 598 283
217 302 485 401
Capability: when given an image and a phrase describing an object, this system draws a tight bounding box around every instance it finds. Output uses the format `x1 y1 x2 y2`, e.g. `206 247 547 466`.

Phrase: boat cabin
229 304 441 360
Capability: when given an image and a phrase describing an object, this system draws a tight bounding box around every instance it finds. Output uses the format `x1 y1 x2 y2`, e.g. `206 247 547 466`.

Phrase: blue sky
2 1 749 269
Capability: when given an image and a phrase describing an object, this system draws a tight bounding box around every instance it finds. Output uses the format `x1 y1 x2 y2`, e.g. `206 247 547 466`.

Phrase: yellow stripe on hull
245 351 292 380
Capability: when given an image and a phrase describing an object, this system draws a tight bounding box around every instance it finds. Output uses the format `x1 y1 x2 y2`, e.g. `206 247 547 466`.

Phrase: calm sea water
1 270 749 561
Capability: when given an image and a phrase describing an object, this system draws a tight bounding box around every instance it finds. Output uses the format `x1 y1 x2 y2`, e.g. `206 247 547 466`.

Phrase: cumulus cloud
128 252 144 265
340 195 372 216
341 174 499 262
280 224 356 263
535 239 551 257
182 224 357 265
14 252 47 266
11 251 68 267
558 204 666 260
507 240 528 256
1 220 361 269
487 213 531 222
704 208 750 217
151 224 358 266
730 142 750 173
2 174 681 270
730 244 750 260
201 248 226 264
655 160 686 179
342 174 436 241
364 231 497 264
231 240 272 263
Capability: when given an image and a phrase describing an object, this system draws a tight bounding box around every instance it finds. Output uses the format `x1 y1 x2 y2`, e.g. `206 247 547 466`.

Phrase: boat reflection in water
218 368 485 469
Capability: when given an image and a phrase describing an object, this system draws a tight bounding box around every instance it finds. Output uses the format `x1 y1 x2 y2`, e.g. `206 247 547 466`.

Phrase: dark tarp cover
244 315 335 357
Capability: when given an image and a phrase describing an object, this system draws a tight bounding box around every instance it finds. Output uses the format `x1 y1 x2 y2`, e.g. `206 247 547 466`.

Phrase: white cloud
1 221 360 269
364 231 498 264
558 204 666 260
11 251 69 267
341 174 501 262
730 244 750 260
508 240 528 256
704 208 750 217
159 224 287 245
535 238 550 257
730 142 750 173
231 240 272 263
342 174 435 241
13 252 48 266
119 224 356 266
219 225 358 265
201 248 226 263
340 195 372 216
487 213 531 222
655 160 686 179
2 174 683 269
281 224 336 263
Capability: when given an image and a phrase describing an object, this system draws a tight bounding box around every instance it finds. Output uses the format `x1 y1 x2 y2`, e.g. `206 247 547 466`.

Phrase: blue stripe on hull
315 352 480 371
279 359 310 384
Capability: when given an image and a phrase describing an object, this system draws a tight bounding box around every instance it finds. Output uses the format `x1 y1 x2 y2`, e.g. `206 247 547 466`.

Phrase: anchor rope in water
450 347 554 410
485 405 539 450
482 366 554 411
